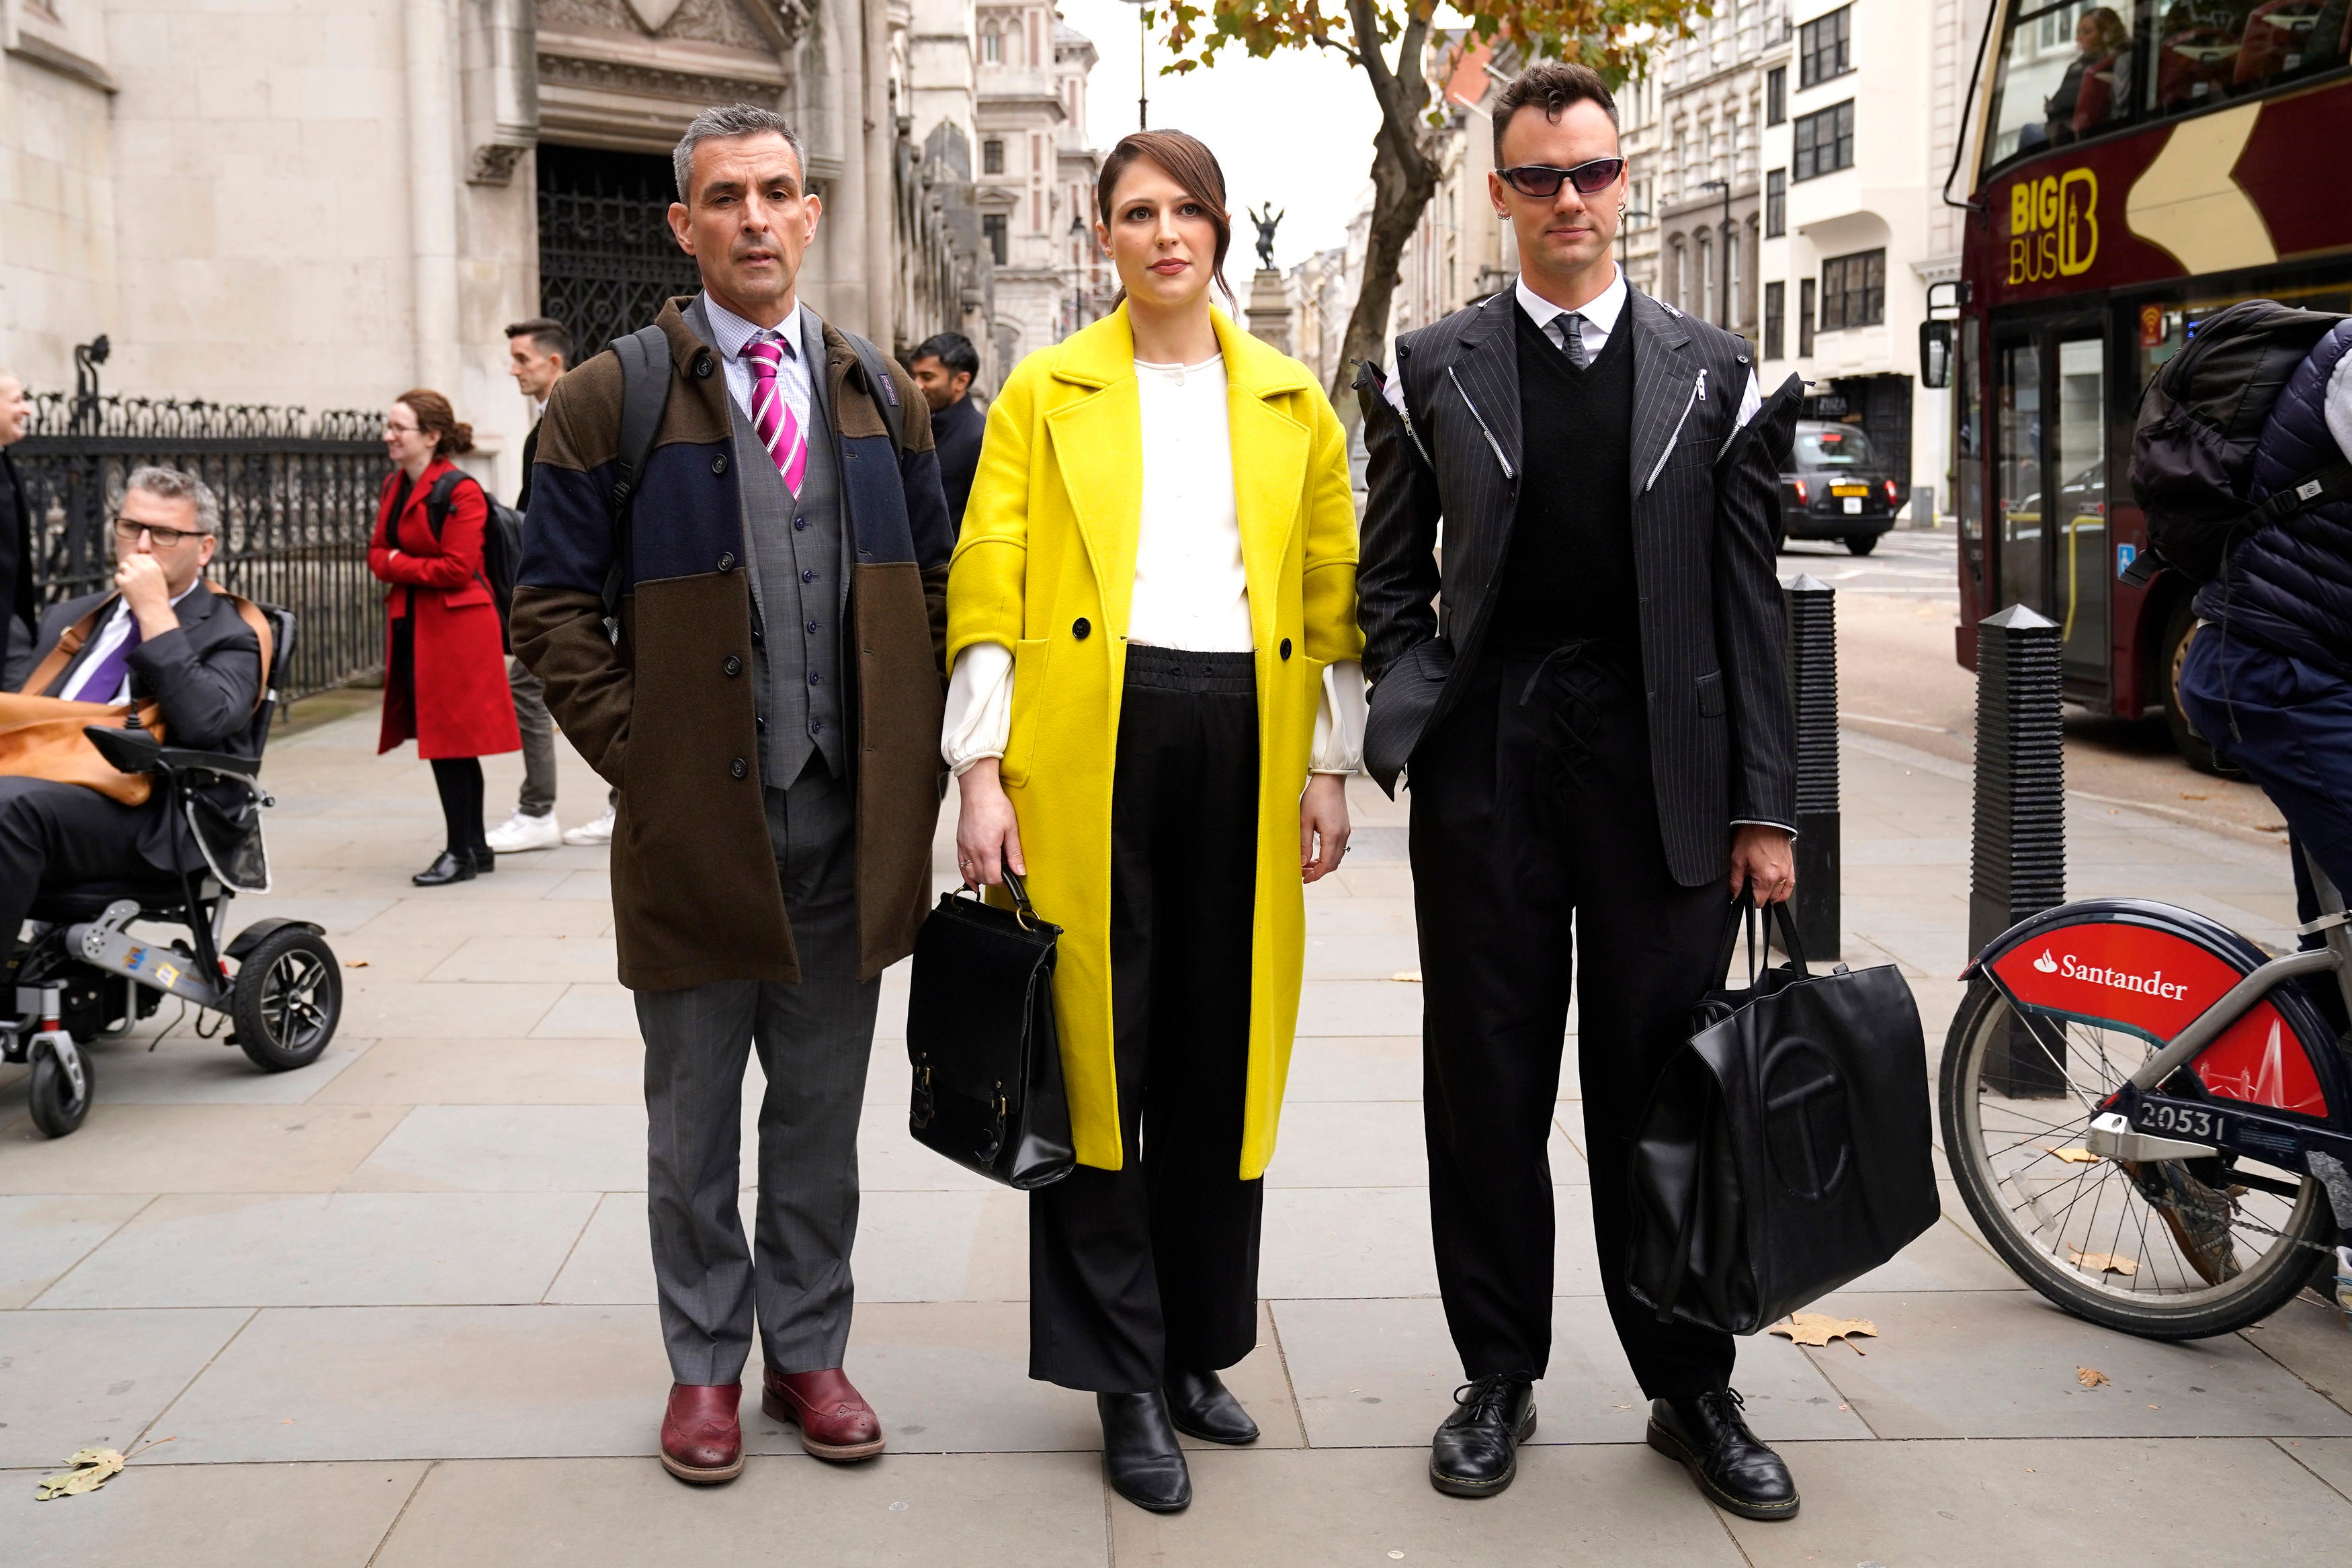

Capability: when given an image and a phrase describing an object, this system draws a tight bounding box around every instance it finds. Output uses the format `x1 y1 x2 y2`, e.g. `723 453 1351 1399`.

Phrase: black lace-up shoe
1165 1366 1259 1445
1646 1389 1800 1520
412 850 474 887
1098 1391 1191 1512
1429 1373 1536 1497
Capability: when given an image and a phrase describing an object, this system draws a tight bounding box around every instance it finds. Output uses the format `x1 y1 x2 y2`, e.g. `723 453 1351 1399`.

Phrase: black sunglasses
1498 157 1627 199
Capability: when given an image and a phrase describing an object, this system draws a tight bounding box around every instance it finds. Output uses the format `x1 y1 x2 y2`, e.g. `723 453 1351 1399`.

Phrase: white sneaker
486 810 563 853
562 805 617 846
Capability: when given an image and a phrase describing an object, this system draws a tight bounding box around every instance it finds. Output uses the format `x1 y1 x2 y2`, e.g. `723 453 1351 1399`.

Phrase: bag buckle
911 1058 935 1129
974 1082 1008 1165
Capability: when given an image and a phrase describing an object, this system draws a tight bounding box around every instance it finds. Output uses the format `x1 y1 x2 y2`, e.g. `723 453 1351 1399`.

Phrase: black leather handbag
904 870 1076 1190
1626 896 1938 1334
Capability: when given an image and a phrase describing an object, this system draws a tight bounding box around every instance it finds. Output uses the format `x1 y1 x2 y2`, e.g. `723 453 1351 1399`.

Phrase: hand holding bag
1627 896 1938 1334
904 869 1076 1190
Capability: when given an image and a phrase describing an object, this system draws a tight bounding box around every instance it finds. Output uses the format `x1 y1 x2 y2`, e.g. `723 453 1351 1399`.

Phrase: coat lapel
1215 312 1312 653
1627 289 1697 503
1044 310 1146 636
1452 293 1522 482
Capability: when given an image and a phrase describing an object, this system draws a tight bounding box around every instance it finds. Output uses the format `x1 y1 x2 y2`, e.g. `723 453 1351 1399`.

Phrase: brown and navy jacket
511 295 953 991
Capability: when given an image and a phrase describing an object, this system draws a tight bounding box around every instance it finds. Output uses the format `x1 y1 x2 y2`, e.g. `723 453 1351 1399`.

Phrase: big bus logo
2008 167 2099 284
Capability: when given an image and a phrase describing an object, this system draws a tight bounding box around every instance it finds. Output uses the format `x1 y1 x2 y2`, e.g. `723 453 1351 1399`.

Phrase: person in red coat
372 388 521 885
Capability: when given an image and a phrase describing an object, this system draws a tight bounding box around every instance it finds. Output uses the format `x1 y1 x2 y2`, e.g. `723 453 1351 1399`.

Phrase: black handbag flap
907 889 1059 1101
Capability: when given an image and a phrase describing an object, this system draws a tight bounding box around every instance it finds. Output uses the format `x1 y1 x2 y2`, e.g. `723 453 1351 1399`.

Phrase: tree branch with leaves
1157 0 1706 419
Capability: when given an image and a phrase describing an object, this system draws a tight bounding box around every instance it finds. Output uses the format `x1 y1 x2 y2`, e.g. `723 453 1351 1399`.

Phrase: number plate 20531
2134 1100 2230 1144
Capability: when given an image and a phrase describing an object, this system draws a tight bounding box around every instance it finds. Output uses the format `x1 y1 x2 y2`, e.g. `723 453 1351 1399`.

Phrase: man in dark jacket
1357 63 1803 1516
2179 317 2352 1028
511 103 952 1489
908 331 984 533
0 371 36 689
0 466 263 958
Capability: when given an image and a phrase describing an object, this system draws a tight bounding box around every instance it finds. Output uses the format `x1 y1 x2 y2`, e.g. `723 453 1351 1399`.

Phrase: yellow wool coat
947 304 1362 1179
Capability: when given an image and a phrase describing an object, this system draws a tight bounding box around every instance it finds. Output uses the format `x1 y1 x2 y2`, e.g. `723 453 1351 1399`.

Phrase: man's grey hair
125 465 221 537
673 103 807 203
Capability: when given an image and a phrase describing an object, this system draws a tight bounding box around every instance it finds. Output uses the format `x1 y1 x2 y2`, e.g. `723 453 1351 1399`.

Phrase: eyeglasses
384 421 421 436
113 517 210 548
1498 158 1627 199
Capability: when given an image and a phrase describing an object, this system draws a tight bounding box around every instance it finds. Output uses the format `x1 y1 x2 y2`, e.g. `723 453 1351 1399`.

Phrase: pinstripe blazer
1355 284 1800 888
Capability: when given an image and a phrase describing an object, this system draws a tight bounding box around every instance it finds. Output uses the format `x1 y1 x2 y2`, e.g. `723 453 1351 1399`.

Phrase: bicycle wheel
1941 979 2334 1340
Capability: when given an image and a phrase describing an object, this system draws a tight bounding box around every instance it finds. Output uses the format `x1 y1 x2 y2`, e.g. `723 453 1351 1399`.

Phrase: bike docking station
1944 602 2352 1338
1778 574 1841 962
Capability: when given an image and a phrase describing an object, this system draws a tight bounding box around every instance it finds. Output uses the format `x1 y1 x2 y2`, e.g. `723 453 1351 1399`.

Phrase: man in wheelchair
0 466 265 961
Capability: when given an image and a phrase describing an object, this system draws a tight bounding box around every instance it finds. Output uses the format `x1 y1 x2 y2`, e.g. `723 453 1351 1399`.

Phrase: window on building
1799 4 1851 87
1798 277 1816 356
1669 241 1687 310
1698 236 1714 323
1792 100 1854 180
1764 168 1785 236
983 139 1004 174
982 24 1001 62
1764 280 1786 360
1818 247 1885 331
984 214 1007 265
1766 65 1786 124
1027 11 1040 63
1032 188 1043 230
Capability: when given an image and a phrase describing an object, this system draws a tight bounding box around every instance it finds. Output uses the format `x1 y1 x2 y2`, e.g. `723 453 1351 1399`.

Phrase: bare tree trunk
1326 0 1441 433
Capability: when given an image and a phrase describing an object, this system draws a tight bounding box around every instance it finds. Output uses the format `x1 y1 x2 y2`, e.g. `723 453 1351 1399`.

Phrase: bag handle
1002 867 1040 929
1712 890 1810 984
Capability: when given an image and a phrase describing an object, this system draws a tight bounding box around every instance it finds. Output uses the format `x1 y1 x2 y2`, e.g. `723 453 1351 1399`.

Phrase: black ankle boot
1429 1373 1536 1497
1097 1391 1191 1512
1647 1389 1799 1520
1165 1366 1259 1445
469 844 497 875
413 850 475 887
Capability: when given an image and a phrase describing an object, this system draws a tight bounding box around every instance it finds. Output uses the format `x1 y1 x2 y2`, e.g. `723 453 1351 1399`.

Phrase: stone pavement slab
0 1307 252 1466
310 1037 647 1105
0 1194 151 1308
0 1104 401 1194
0 1460 426 1568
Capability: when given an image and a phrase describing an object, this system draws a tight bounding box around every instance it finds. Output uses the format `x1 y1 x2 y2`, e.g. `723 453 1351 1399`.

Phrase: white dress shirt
704 294 816 437
60 583 198 704
1514 267 1763 426
941 352 1368 777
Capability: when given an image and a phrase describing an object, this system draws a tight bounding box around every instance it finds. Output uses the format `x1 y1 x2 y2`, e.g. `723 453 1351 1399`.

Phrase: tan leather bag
2 587 274 805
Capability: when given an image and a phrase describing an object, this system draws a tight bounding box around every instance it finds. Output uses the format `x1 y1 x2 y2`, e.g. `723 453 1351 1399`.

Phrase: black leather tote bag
1626 896 1937 1334
904 870 1076 1190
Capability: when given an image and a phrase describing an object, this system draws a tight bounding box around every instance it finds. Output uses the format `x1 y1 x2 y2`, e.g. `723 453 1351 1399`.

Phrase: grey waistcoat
728 318 847 789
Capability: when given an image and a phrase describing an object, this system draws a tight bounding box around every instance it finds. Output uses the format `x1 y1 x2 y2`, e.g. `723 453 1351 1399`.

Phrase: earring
1618 203 1627 216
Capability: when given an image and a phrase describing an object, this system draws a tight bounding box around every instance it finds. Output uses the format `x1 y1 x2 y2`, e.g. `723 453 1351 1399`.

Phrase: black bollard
1779 573 1839 961
1970 603 2066 1096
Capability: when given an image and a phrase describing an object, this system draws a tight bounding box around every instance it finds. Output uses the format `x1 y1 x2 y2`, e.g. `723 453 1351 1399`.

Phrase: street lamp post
1698 177 1734 330
1117 0 1150 128
1617 207 1650 273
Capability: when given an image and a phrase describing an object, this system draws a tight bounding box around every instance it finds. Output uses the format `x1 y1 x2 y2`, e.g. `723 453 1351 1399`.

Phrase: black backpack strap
843 331 907 460
421 470 465 541
2130 458 2352 589
605 324 673 630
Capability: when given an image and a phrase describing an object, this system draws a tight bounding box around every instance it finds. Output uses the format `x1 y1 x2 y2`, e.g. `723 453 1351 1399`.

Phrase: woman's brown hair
395 388 476 461
1095 130 1234 307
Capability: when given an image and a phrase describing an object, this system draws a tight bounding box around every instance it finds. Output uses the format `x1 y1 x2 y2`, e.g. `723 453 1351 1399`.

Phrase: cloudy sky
1054 0 1384 270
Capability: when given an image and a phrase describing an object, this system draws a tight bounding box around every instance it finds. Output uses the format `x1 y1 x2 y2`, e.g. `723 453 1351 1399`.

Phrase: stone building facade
0 0 1085 496
1651 0 1788 341
971 4 1101 372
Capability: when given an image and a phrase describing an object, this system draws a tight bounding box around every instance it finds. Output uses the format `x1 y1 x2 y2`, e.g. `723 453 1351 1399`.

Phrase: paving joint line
19 1190 163 1310
364 1457 438 1567
128 1303 260 1453
538 1189 612 1304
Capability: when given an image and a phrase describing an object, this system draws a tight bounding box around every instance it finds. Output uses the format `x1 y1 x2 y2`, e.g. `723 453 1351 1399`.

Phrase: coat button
717 552 737 572
722 655 743 677
794 516 808 531
728 757 748 780
800 568 816 584
1073 617 1091 640
1279 638 1293 659
694 352 714 379
712 453 729 475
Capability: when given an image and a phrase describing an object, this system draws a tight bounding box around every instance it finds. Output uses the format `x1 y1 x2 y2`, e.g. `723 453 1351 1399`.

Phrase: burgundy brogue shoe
660 1382 745 1484
762 1366 886 1461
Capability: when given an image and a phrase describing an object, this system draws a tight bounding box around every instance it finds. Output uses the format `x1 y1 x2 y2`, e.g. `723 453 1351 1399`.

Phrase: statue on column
1248 203 1284 271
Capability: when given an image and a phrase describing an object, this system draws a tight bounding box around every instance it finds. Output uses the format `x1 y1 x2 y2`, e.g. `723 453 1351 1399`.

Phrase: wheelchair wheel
232 926 341 1072
1940 979 2333 1340
28 1044 93 1137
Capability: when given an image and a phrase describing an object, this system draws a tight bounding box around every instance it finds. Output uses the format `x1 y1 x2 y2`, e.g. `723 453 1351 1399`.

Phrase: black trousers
0 779 172 957
1410 645 1734 1399
1029 646 1263 1392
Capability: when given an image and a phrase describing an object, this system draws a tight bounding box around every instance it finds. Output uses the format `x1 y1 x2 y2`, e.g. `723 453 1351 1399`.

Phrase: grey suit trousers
635 760 880 1386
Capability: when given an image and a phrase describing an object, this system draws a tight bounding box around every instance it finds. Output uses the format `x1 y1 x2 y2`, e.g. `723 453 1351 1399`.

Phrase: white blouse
943 351 1367 777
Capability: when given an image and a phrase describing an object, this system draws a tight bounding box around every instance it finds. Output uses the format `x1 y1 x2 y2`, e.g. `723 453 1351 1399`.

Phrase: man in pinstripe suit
1355 62 1804 1514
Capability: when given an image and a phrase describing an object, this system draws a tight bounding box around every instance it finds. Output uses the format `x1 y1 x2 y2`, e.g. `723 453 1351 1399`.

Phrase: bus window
2055 335 2109 677
1997 341 2045 615
2155 0 2352 110
1986 2 2136 168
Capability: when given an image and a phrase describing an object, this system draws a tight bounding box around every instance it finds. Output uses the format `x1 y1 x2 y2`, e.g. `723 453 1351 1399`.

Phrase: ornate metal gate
536 145 702 360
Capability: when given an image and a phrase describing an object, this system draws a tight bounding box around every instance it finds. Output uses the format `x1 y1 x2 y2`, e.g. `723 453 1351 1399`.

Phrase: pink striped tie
743 337 808 495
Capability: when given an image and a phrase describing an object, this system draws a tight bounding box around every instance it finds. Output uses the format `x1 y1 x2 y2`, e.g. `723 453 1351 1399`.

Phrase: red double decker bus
1939 0 2352 768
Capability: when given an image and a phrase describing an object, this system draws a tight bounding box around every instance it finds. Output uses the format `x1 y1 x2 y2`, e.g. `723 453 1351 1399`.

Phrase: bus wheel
2160 599 2242 779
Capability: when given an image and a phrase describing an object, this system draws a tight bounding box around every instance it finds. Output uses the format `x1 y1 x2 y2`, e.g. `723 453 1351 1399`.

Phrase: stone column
1245 268 1292 355
404 0 462 392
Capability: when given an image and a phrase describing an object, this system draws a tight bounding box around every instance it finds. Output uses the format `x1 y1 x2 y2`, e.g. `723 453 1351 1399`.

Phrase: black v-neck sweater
1486 304 1639 659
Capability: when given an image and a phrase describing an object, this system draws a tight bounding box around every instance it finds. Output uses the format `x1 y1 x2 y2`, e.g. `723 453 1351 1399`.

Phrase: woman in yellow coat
943 130 1363 1512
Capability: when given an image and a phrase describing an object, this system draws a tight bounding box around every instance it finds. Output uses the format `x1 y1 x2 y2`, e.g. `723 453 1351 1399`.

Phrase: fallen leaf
2077 1366 2111 1388
1769 1313 1878 1352
345 959 370 968
34 1448 124 1501
2050 1146 2100 1164
2070 1250 2139 1276
2180 793 2210 801
1391 970 1422 983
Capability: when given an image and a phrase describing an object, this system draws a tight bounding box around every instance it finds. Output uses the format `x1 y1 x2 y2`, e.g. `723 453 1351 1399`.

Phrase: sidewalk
3 709 2349 1567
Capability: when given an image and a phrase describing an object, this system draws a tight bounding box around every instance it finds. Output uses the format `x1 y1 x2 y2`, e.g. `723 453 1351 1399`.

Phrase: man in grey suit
1356 62 1804 1514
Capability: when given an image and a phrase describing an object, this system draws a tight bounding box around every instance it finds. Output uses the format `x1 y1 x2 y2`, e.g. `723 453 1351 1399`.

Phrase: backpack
423 470 524 652
602 322 909 639
2126 299 2352 587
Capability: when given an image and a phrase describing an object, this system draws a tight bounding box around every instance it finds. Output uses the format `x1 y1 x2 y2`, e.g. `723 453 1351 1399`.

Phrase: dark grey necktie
1557 312 1590 369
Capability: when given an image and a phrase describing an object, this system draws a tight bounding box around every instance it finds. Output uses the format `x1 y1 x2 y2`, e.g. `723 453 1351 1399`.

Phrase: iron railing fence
12 392 390 703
